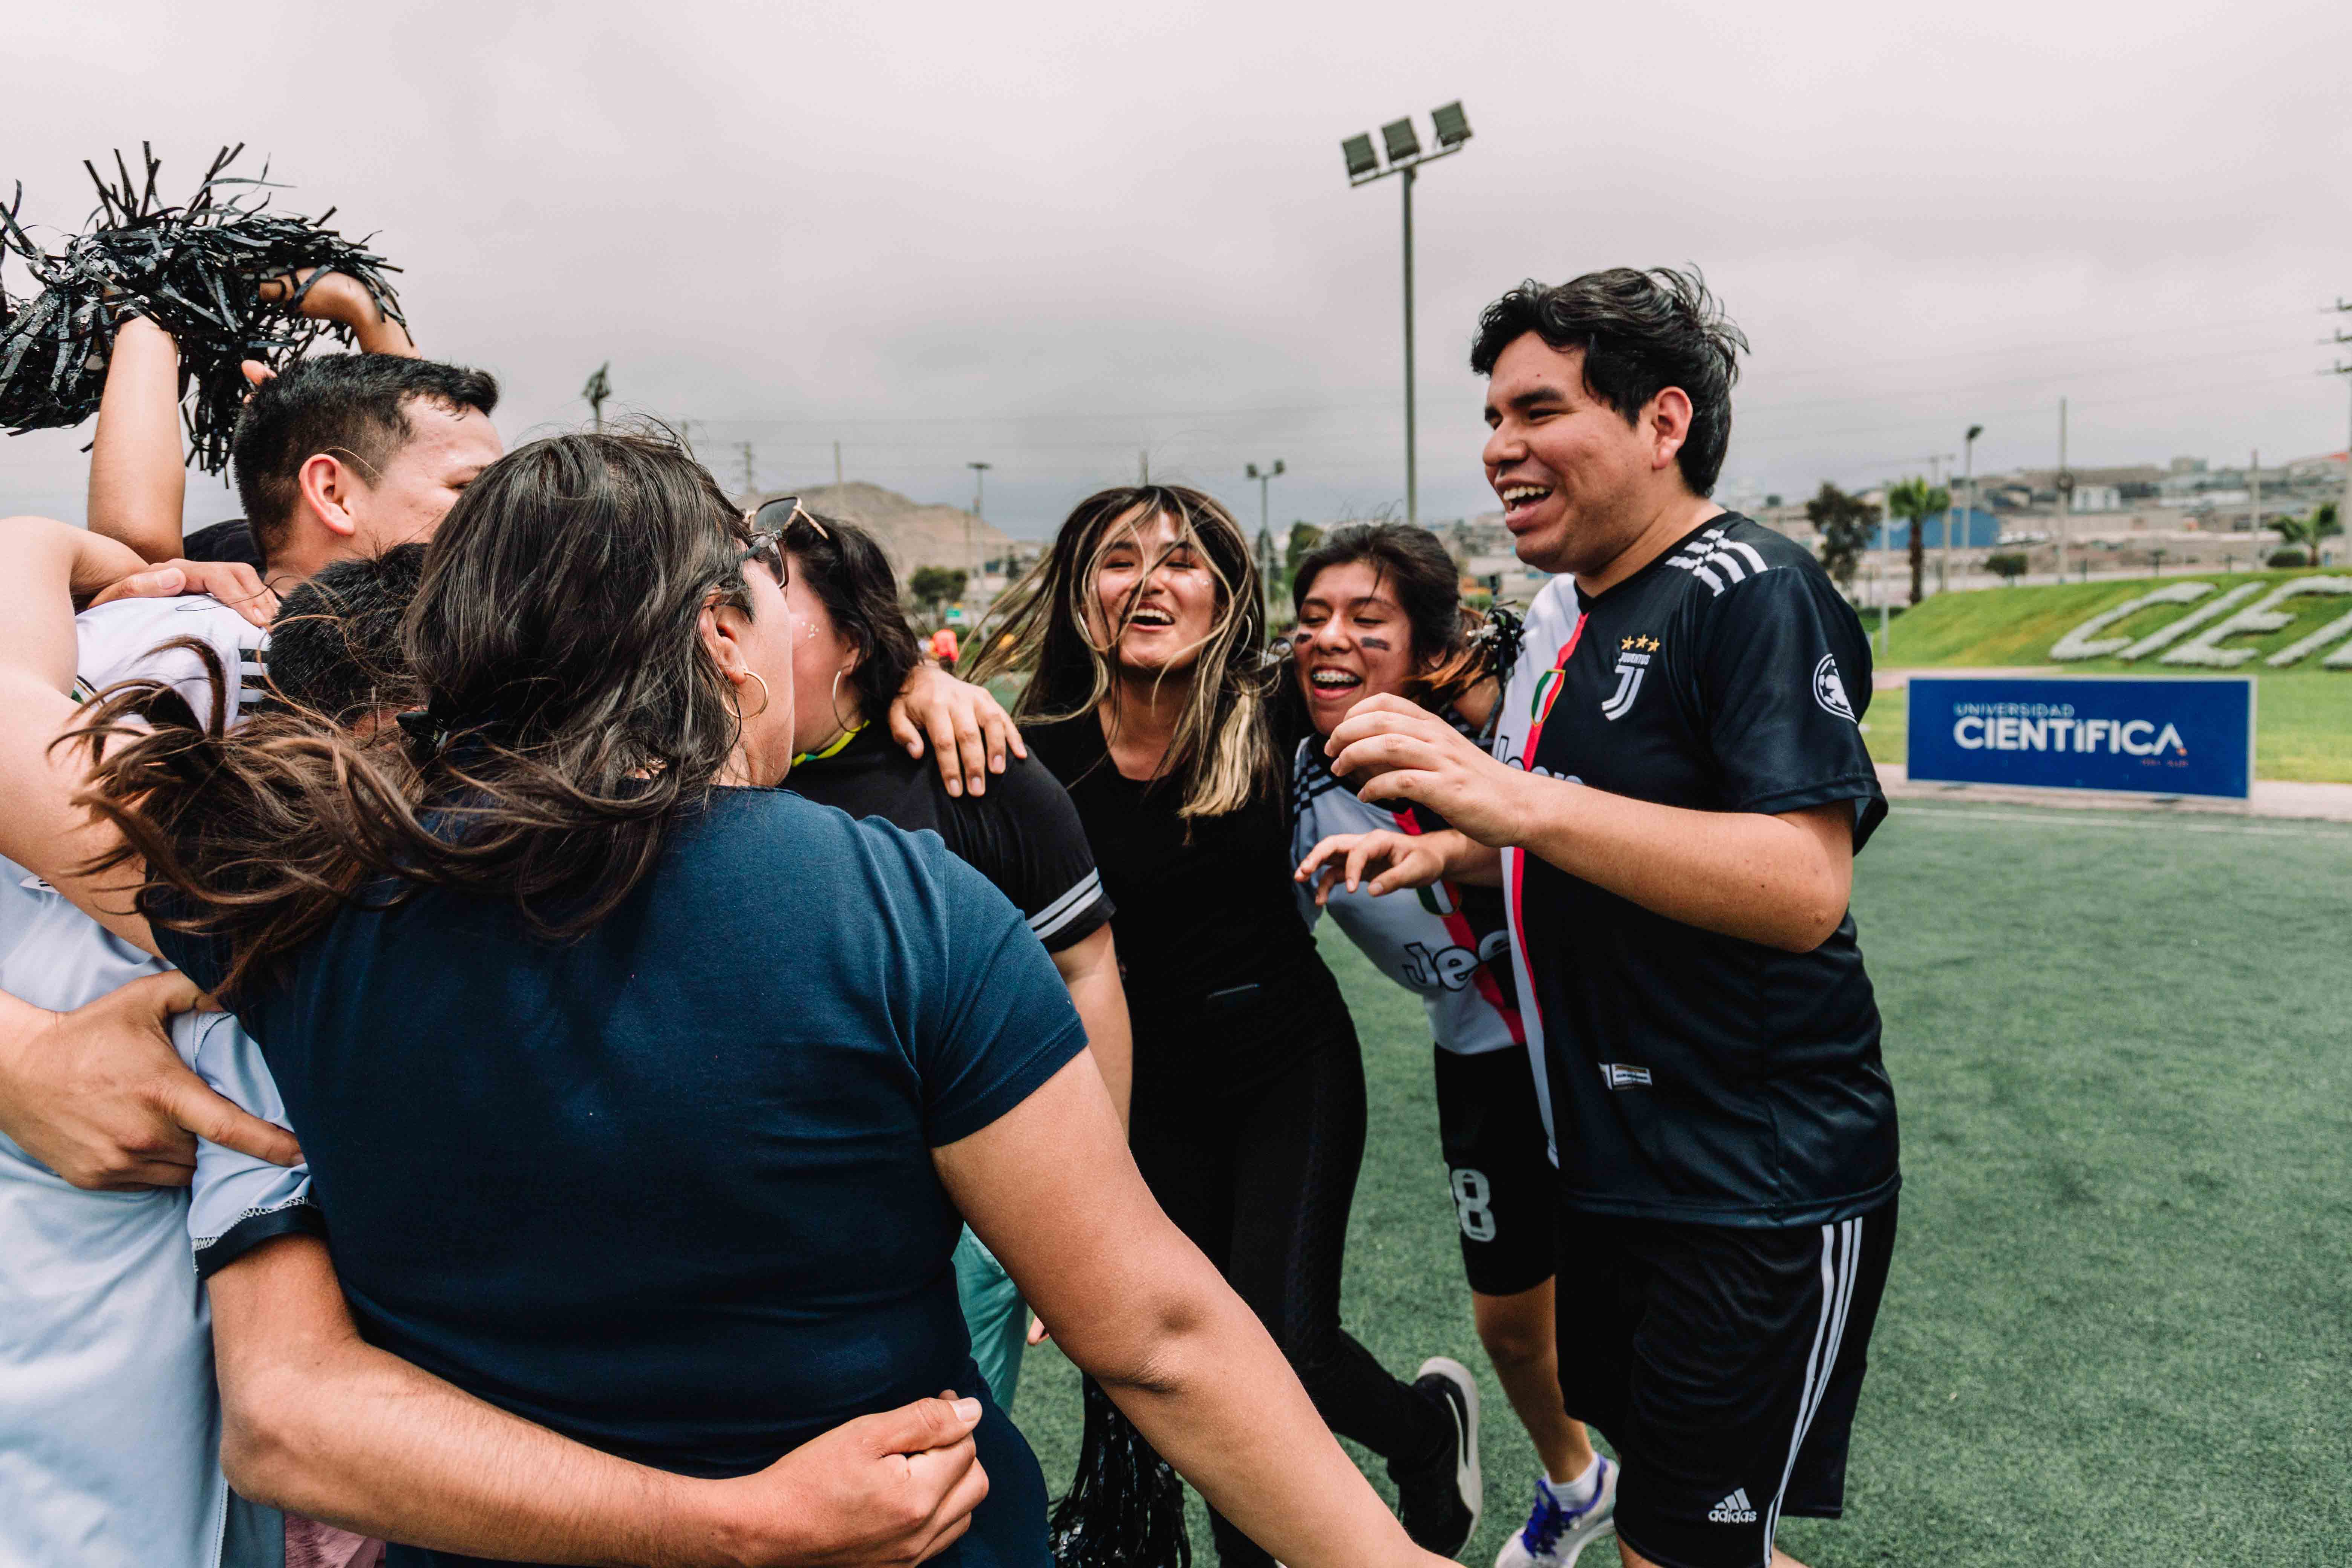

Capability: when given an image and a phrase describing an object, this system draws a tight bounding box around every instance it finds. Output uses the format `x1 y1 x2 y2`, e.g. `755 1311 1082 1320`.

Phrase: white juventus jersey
0 597 298 1568
1487 576 1586 1161
1289 726 1524 1058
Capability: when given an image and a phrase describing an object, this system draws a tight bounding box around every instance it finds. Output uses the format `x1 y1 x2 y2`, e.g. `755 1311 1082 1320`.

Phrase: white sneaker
1492 1458 1617 1568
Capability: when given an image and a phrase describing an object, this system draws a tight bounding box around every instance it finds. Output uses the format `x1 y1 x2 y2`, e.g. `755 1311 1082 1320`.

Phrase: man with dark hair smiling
1308 268 1899 1568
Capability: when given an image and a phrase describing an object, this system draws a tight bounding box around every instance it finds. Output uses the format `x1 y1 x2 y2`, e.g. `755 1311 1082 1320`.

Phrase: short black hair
779 513 924 723
231 355 500 566
262 544 429 723
1469 267 1748 497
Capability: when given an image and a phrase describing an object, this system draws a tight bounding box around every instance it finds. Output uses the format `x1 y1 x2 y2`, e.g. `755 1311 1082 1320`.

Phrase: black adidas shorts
1432 1045 1556 1297
1555 1197 1897 1568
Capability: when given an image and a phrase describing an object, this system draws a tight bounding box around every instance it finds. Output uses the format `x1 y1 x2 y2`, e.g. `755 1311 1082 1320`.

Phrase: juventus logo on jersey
1600 635 1658 721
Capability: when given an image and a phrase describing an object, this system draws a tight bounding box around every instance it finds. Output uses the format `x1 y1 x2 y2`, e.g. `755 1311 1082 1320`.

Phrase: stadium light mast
967 460 991 577
1340 101 1473 526
1954 424 1982 590
582 362 611 433
1248 459 1287 616
2334 300 2352 556
2054 397 2072 583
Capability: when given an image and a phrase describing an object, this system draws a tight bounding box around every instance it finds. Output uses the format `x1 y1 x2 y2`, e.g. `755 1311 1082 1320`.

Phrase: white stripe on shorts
1762 1215 1861 1565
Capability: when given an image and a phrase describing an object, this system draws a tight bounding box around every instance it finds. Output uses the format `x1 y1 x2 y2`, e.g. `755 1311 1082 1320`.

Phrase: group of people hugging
2 259 1903 1568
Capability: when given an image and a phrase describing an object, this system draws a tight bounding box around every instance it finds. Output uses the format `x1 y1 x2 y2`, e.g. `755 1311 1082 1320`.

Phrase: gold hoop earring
738 671 771 719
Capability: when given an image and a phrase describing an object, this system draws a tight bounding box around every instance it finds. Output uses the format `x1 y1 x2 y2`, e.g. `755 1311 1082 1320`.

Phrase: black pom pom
0 144 405 473
1049 1376 1191 1568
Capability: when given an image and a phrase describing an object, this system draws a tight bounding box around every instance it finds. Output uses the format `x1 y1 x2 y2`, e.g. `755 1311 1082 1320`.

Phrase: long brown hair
970 484 1273 818
68 430 760 998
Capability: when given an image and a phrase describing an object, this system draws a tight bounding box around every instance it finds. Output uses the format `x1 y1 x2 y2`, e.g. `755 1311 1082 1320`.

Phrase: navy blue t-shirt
159 788 1085 1568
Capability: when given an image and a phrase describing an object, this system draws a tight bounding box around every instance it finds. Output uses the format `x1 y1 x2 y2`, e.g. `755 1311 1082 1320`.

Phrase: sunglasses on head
738 496 829 580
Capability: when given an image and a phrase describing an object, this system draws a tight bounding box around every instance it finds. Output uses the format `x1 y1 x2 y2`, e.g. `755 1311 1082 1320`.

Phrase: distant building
1867 507 2001 550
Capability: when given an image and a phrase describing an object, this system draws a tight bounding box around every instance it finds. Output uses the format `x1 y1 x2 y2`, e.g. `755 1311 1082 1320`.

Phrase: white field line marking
1893 806 2352 842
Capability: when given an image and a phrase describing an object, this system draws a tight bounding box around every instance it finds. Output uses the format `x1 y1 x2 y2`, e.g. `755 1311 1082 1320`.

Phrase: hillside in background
758 482 1014 583
1878 569 2350 671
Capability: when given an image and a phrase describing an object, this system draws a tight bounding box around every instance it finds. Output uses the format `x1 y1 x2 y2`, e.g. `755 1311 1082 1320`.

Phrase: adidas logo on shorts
1708 1488 1758 1524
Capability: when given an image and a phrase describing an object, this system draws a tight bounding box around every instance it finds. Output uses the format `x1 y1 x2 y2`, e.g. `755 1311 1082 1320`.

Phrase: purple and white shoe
1492 1457 1617 1568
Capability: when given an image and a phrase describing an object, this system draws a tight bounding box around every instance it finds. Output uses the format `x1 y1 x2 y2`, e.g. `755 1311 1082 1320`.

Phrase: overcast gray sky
6 0 2349 536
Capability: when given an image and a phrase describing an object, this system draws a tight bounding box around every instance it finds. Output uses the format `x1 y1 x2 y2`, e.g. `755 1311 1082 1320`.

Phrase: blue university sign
1906 675 2255 800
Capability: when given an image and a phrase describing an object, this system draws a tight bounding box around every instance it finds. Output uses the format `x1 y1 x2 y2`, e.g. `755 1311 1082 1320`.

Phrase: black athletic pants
1128 1022 1449 1567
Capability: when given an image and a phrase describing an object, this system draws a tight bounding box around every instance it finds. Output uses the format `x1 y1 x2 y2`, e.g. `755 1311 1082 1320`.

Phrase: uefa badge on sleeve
1813 654 1858 723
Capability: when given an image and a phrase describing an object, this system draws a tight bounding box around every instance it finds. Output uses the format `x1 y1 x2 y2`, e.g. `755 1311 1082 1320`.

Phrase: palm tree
1885 476 1952 606
2274 502 2342 565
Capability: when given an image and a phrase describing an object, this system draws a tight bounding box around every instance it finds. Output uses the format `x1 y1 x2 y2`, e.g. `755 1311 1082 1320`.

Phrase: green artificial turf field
1009 802 2352 1566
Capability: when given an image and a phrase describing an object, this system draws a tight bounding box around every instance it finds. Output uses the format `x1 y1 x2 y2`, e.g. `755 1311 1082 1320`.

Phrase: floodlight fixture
1338 101 1473 523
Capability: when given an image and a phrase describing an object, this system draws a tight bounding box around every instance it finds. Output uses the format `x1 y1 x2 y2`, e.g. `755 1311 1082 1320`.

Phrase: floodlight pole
1954 425 1981 591
1343 105 1471 527
2054 397 2072 584
1248 459 1286 617
967 461 991 578
582 362 611 433
1400 165 1418 525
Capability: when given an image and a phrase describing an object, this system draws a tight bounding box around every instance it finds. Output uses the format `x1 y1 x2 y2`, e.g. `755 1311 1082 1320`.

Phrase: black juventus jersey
1497 514 1898 1228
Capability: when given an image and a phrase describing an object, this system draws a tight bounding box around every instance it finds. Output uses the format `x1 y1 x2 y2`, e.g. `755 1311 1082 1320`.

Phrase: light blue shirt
0 597 303 1568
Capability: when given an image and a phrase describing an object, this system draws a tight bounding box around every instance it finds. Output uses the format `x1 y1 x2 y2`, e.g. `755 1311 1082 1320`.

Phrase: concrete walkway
1876 762 2352 824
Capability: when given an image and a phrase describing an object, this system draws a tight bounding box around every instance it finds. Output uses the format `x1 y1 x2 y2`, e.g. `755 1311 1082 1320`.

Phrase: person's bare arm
934 1057 1447 1568
259 268 418 358
0 521 309 1183
1327 695 1853 952
0 518 272 946
1049 926 1130 1129
0 517 179 949
86 317 189 563
210 1236 989 1568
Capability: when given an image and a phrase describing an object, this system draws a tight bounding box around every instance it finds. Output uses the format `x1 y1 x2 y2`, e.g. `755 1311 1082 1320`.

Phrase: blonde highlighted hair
971 485 1274 819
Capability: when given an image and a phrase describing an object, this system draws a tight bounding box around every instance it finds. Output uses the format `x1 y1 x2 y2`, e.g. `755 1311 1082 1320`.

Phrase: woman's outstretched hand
889 664 1027 798
1294 830 1450 905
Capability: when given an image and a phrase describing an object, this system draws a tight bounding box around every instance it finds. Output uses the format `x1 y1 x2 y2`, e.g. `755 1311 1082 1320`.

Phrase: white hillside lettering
2118 582 2263 661
2050 581 2214 661
2160 577 2352 668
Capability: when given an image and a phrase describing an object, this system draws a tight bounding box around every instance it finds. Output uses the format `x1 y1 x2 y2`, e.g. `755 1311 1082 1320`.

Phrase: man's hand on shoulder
887 664 1027 799
87 557 279 629
0 973 301 1190
1325 694 1534 848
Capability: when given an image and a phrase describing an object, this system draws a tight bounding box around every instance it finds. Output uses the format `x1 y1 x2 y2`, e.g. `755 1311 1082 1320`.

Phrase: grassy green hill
1857 570 2350 782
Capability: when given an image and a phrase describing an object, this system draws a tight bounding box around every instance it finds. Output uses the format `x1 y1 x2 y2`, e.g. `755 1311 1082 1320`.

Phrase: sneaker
1394 1356 1482 1555
1492 1459 1617 1568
